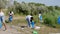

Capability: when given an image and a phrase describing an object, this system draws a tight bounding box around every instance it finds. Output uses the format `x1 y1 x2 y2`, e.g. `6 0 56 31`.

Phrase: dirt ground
0 16 60 34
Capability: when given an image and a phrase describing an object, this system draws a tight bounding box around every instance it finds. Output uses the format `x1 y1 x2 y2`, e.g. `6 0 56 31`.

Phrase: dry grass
6 16 60 34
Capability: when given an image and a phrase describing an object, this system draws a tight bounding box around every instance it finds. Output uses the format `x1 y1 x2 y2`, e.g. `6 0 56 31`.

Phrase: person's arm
12 12 14 17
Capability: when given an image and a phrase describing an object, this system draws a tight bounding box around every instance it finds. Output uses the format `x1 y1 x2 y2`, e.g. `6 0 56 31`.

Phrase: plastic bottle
33 30 38 34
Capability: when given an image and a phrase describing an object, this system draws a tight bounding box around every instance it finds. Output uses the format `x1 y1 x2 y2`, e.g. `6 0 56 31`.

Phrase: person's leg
8 16 12 28
40 17 42 23
28 20 30 27
27 19 30 27
2 16 7 30
3 23 7 30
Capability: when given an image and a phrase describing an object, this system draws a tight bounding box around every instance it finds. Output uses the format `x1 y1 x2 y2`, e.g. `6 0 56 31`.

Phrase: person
30 17 35 28
8 11 14 22
39 12 41 19
39 12 43 23
26 14 33 27
0 8 7 30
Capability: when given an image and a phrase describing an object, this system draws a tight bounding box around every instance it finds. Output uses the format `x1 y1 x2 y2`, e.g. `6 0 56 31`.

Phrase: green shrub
44 18 51 24
43 14 58 28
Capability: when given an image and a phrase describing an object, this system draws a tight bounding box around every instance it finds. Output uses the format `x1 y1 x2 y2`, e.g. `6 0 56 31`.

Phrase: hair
10 11 12 13
30 17 33 22
39 11 42 14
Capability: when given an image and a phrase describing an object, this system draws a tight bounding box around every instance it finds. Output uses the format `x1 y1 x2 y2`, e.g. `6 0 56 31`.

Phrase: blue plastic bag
39 16 42 20
57 16 60 24
0 21 2 28
31 21 35 28
0 17 2 29
9 16 13 22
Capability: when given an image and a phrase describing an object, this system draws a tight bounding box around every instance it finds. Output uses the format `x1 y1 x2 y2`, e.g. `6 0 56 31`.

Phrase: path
0 25 21 34
0 16 24 34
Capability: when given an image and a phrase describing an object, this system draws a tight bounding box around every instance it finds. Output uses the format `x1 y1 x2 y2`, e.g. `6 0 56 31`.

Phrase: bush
44 17 52 26
43 14 57 28
5 20 9 23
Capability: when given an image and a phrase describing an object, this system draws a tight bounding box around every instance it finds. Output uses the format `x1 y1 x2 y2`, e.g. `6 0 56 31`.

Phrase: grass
6 14 60 28
6 15 60 34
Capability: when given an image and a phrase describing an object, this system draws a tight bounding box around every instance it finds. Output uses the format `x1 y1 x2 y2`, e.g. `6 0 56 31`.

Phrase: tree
55 6 60 10
0 0 8 8
47 6 54 11
0 0 14 8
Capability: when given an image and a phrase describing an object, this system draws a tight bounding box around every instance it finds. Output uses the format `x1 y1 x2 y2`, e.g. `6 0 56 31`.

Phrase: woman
0 8 7 30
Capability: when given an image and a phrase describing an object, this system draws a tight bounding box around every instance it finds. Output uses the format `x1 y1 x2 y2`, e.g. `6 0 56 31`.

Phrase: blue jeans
9 16 13 22
26 18 30 27
0 16 5 23
0 16 4 28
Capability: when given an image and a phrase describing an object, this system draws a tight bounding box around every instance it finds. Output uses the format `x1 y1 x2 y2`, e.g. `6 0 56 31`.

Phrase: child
9 11 14 22
30 17 35 28
39 12 43 23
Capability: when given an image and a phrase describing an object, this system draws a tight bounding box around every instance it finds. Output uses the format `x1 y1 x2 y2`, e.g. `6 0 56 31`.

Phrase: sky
15 0 60 6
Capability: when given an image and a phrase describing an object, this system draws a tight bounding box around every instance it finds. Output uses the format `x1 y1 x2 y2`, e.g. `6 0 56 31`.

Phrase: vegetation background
0 0 60 28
